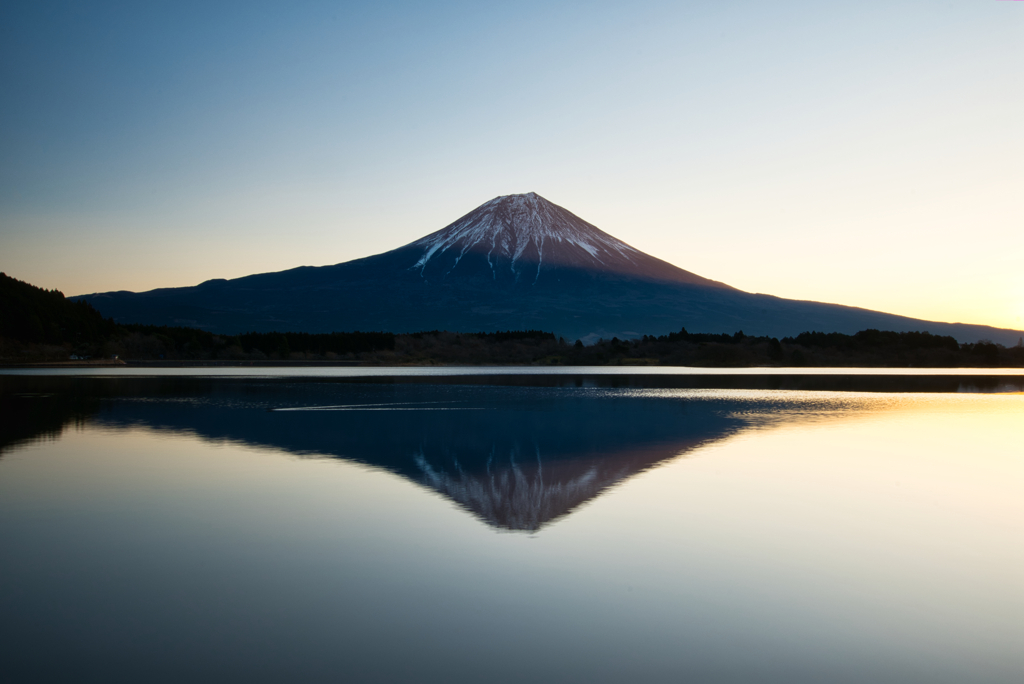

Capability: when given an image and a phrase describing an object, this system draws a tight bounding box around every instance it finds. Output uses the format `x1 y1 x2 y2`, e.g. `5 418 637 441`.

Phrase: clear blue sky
2 1 1022 329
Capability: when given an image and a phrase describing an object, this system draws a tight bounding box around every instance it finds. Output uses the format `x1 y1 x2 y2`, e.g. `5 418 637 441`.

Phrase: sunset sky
2 1 1022 331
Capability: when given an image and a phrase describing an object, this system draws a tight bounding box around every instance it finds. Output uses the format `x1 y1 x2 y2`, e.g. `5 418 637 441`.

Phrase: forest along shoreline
3 272 1024 368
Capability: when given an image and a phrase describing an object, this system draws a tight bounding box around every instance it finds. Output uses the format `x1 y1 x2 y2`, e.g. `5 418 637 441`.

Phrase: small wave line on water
274 401 448 411
273 407 487 412
272 401 484 412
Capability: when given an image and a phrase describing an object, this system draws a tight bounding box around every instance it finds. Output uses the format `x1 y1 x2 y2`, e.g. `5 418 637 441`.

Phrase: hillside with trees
2 272 1022 367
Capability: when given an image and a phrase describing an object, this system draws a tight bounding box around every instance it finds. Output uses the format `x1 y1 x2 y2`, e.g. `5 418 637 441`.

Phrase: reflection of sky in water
0 381 1021 683
6 365 1024 376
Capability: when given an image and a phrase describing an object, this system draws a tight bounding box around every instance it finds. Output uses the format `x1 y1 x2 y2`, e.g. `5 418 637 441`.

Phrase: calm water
1 373 1021 683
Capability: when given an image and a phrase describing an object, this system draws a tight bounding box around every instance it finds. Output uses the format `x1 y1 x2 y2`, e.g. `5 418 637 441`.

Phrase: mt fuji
77 193 1022 344
408 192 728 289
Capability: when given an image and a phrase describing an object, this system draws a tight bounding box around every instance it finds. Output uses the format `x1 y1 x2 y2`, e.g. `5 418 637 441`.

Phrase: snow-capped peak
411 193 642 281
400 192 730 289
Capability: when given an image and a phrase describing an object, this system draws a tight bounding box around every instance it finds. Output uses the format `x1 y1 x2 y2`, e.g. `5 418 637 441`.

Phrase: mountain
409 192 730 289
76 193 1023 345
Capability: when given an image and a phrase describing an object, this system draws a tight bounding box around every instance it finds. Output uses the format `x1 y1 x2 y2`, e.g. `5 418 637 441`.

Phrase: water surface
1 375 1020 683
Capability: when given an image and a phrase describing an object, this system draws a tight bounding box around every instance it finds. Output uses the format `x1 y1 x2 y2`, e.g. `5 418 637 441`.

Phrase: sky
1 0 1022 331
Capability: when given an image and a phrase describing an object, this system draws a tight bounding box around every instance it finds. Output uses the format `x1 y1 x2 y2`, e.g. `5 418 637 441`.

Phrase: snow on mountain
407 192 730 288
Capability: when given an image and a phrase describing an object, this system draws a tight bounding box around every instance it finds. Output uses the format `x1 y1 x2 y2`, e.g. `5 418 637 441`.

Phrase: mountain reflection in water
1 376 751 531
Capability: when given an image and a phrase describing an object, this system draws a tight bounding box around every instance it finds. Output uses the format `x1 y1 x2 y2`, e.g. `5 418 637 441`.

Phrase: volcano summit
409 192 728 289
78 193 1022 344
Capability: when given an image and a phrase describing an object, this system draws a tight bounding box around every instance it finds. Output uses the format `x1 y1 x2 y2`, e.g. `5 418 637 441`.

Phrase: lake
1 369 1021 683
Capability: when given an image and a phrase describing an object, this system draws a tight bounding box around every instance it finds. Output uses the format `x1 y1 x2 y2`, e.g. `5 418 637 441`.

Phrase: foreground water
1 374 1021 683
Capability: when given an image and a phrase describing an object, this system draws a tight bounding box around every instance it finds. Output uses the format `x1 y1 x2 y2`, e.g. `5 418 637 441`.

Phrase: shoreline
3 359 1024 370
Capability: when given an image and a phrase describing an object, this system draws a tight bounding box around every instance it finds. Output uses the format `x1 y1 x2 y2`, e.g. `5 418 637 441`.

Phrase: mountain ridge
75 193 1024 346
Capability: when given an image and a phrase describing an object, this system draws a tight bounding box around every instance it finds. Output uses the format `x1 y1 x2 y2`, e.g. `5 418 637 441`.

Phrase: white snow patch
412 193 641 279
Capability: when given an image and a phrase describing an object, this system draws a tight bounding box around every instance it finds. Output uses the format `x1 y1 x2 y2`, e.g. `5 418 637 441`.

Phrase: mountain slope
409 192 731 288
76 193 1023 345
1 272 115 345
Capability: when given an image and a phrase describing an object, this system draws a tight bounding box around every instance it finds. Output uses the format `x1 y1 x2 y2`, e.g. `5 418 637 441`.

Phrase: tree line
2 272 1022 366
0 273 394 362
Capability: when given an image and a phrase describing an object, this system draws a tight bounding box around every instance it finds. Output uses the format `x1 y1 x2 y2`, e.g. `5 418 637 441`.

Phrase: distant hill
69 193 1024 345
0 272 114 347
